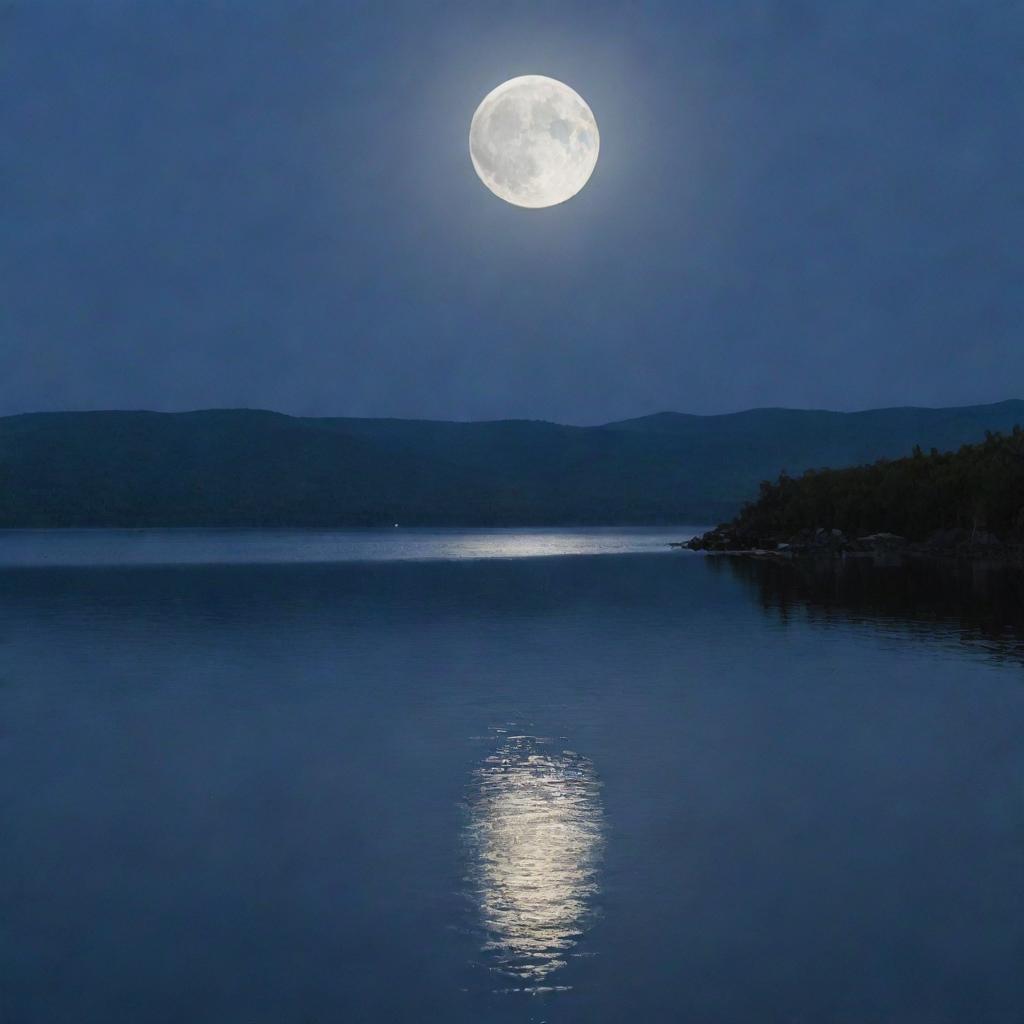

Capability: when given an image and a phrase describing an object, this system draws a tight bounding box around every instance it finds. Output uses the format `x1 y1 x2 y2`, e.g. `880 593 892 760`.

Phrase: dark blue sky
4 1 1022 423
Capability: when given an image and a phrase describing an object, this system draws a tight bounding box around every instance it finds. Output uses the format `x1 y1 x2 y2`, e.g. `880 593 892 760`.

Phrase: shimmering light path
0 526 700 567
466 734 604 990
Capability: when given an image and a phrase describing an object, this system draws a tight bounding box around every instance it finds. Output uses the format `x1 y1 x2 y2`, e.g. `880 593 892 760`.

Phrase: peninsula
684 427 1024 562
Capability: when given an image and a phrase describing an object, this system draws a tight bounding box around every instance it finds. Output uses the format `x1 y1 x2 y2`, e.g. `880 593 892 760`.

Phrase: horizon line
2 396 1022 429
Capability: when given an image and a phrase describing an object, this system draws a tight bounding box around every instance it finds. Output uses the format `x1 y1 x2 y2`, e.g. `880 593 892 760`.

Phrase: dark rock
679 521 1022 564
970 530 1002 548
859 533 907 549
925 527 969 549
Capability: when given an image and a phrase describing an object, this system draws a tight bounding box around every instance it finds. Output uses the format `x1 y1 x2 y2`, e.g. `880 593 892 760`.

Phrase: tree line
727 426 1024 542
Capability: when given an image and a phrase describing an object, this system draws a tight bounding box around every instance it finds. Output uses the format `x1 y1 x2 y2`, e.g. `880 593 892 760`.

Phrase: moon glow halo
469 76 599 209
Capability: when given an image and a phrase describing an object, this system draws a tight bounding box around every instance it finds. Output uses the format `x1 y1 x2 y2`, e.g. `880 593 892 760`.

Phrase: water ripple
465 734 604 989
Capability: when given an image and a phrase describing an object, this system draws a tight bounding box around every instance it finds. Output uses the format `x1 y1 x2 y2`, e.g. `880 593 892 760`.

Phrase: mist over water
0 526 693 568
2 530 1023 1022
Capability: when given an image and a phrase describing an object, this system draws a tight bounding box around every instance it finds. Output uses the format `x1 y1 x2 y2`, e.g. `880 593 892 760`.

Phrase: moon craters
469 76 599 209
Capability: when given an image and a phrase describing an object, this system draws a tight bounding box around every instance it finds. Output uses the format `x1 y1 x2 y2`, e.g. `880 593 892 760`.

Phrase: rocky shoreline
674 525 1024 564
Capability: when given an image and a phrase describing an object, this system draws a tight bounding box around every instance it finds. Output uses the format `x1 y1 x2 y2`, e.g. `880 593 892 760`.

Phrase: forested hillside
1 401 1022 527
693 428 1024 551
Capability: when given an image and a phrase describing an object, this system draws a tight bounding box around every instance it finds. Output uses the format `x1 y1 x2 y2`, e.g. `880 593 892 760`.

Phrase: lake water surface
2 529 1023 1022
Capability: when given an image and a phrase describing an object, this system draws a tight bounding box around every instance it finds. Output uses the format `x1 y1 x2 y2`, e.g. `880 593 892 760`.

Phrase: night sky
4 1 1022 423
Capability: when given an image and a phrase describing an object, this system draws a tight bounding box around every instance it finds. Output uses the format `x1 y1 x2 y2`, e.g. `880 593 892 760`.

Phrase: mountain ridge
2 400 1022 527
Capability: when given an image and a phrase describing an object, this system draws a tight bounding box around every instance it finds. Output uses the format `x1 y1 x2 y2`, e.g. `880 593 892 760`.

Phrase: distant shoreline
3 402 1022 530
675 531 1024 566
0 522 705 533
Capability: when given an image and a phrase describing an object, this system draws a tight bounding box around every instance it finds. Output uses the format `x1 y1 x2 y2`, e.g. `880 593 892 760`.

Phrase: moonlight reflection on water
466 734 604 991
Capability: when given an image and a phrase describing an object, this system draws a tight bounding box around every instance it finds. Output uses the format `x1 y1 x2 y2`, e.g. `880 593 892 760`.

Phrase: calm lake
2 529 1023 1023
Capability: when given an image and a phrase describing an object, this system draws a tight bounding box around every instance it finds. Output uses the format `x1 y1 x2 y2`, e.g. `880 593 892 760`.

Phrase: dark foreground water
2 530 1024 1023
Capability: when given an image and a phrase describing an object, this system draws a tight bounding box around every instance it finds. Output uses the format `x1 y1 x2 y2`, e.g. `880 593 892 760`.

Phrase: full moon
469 75 599 209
